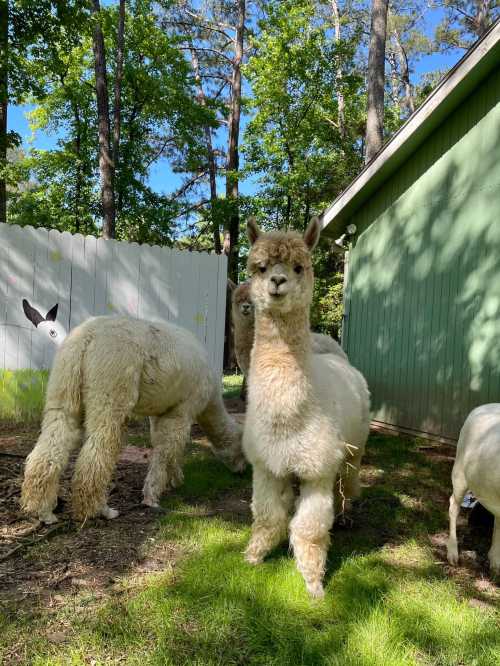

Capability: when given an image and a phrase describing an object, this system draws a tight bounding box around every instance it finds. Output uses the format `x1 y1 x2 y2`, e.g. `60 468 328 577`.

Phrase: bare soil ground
0 398 248 613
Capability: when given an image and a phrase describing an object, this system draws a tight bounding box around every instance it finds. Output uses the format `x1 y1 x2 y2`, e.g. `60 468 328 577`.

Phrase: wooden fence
0 224 228 376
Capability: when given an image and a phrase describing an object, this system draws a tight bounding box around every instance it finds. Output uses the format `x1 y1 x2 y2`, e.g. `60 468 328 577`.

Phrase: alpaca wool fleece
21 316 246 524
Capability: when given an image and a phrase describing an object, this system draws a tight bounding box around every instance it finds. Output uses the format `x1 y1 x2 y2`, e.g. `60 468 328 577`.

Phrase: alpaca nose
270 275 287 288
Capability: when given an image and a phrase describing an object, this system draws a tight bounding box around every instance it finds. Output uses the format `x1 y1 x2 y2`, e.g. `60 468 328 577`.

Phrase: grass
222 372 244 399
0 369 48 422
0 371 243 424
1 434 499 665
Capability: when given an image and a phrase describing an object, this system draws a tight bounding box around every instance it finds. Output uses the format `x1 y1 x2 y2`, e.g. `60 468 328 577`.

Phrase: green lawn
0 369 48 423
1 433 499 665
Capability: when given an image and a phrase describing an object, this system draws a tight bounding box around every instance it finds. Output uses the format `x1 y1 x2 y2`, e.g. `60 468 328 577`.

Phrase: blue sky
7 5 463 198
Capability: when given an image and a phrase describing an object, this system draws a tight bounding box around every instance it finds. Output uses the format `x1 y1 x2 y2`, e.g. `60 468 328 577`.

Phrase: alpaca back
311 353 370 448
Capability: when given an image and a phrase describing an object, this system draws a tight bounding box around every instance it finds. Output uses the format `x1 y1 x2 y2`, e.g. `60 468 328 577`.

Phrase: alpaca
242 218 370 598
21 316 246 524
447 404 500 575
228 280 348 378
22 299 66 345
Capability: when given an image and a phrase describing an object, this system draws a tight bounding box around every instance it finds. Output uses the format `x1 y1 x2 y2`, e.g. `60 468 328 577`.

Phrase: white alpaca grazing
21 316 246 524
243 218 370 598
447 404 500 574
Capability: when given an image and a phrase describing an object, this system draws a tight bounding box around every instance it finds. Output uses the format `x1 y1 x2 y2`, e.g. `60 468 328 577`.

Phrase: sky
7 4 464 198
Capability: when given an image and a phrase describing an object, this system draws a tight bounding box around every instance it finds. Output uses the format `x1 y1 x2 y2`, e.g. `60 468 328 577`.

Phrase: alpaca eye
294 265 303 274
259 265 267 273
49 329 57 338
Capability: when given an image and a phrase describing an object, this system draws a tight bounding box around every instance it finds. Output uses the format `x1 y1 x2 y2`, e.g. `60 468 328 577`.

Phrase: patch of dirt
0 409 248 616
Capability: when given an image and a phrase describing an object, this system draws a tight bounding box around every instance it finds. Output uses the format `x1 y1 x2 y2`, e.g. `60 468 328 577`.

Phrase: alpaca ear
22 299 44 328
228 279 237 292
304 217 321 251
247 217 261 245
45 304 59 322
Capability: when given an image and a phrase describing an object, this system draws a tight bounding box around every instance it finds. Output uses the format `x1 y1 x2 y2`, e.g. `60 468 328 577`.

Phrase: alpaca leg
143 410 191 508
342 446 364 501
447 467 467 566
245 466 291 565
71 414 127 521
21 411 82 524
488 516 500 575
289 478 334 598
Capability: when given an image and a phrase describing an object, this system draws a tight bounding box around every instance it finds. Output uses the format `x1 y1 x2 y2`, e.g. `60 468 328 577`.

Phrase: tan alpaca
229 280 255 376
21 316 246 524
229 280 348 378
242 218 370 598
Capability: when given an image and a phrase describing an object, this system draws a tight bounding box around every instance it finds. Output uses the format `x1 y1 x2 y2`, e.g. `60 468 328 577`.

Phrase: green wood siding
344 64 500 440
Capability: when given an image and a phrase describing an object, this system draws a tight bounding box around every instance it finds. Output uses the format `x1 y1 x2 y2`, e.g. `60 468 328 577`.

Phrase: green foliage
243 0 365 227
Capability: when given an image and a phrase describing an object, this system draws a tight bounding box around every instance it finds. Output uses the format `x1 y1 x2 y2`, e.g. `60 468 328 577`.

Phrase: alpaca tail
20 323 92 522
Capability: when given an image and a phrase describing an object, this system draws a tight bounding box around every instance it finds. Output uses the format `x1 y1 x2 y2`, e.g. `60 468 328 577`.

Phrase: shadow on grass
2 434 499 665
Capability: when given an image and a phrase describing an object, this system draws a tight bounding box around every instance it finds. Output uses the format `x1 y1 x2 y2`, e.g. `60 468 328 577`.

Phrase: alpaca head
22 299 67 346
246 217 321 315
229 280 255 326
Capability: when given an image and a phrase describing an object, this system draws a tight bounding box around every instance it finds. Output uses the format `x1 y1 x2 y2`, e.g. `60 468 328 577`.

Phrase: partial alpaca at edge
21 316 246 524
242 217 370 598
447 404 500 575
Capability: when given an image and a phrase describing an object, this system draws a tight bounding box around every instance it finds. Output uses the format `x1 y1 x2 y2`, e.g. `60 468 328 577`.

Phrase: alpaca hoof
244 544 264 565
100 505 119 520
488 553 500 576
306 581 325 599
39 511 58 525
447 545 459 566
142 498 166 513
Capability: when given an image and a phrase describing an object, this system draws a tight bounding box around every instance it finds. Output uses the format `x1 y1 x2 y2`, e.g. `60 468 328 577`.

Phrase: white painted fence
0 224 228 376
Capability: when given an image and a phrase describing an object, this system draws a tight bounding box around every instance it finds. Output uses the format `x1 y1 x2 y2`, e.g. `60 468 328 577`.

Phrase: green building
321 21 500 442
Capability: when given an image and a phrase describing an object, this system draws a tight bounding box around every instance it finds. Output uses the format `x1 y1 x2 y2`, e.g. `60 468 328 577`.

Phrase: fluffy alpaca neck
250 308 312 417
197 389 241 449
233 316 255 373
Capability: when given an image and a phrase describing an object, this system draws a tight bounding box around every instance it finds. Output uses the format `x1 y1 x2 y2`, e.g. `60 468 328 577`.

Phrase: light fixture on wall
333 223 357 251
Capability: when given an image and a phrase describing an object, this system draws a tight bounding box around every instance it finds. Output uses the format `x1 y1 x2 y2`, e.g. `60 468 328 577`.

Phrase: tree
365 0 389 163
0 0 7 225
433 1 499 50
91 0 116 238
244 0 364 226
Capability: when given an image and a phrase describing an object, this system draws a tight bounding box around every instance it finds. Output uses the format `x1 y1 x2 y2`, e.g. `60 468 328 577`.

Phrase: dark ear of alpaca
228 279 237 292
247 217 261 246
45 304 59 321
22 299 45 328
304 217 321 251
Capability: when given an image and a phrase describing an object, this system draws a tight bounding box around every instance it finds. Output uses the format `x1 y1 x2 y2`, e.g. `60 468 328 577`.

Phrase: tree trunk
365 0 389 164
330 0 345 139
224 0 245 283
112 0 125 228
72 101 82 233
190 47 221 255
392 29 414 115
474 0 492 36
91 0 115 239
0 0 8 225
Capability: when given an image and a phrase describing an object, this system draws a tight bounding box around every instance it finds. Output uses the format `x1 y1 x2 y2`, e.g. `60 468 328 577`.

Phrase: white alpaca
242 218 370 597
22 299 67 345
447 404 500 574
21 316 246 524
228 280 348 378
